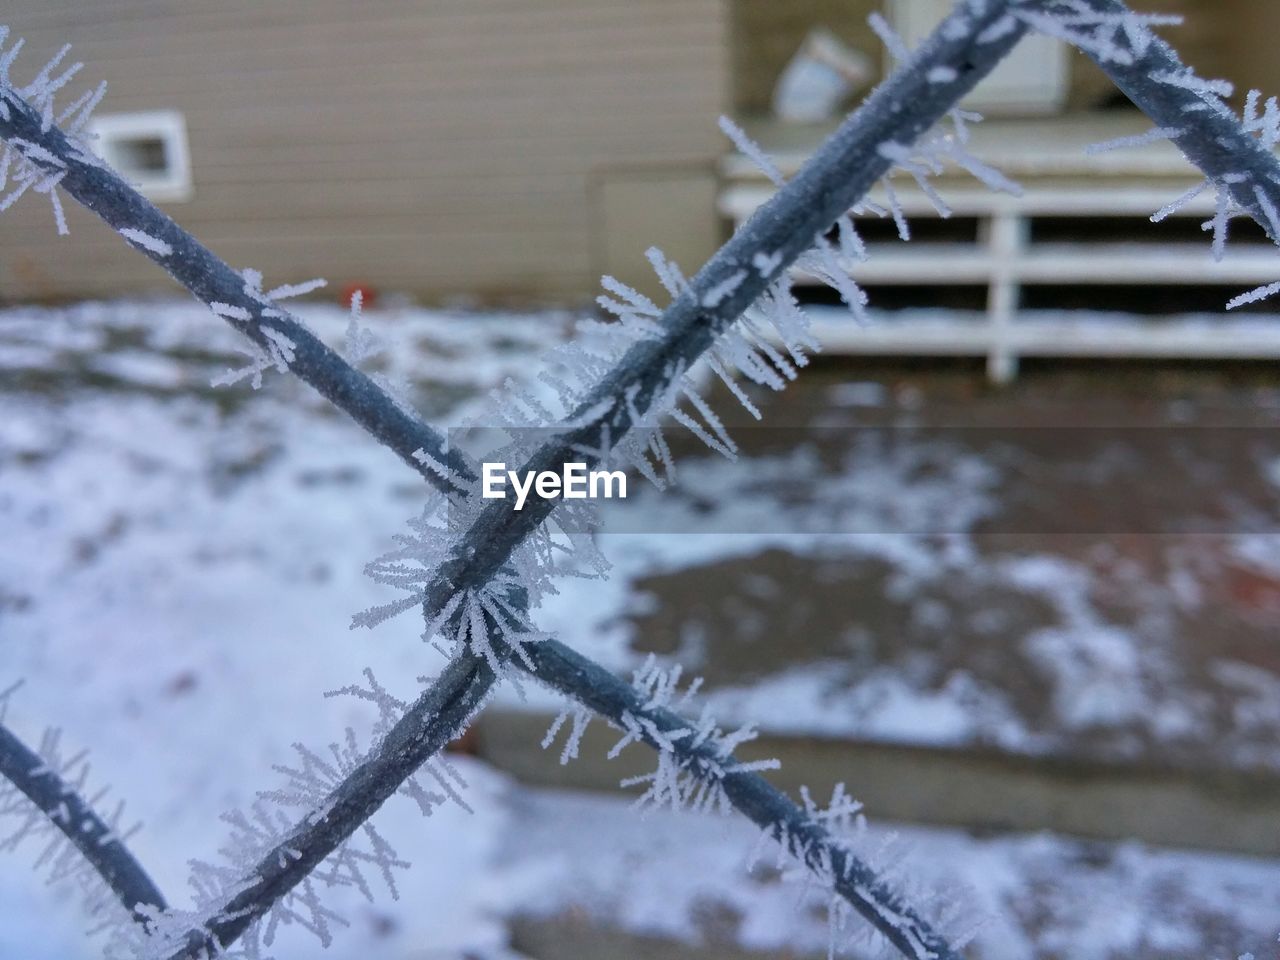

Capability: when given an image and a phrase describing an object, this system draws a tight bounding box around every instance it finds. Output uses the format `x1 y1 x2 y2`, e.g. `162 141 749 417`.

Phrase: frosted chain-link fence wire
2 2 1279 958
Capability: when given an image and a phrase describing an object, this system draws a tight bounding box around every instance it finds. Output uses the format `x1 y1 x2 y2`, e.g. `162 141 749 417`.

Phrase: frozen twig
525 640 960 960
161 654 495 956
166 4 1027 954
0 82 467 490
2 5 1032 959
1023 0 1280 305
379 0 1035 651
0 720 168 928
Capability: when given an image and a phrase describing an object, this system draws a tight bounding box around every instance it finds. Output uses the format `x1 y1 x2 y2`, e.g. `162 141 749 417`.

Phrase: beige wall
8 2 1277 305
1 1 729 303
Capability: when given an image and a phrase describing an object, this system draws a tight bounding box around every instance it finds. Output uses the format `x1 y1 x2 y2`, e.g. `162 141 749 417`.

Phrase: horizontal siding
1 0 729 302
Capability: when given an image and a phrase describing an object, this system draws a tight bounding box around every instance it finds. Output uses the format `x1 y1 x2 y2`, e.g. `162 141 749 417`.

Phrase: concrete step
475 708 1280 857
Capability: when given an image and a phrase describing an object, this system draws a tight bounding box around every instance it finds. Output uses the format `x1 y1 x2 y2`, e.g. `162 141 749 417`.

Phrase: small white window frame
88 110 193 203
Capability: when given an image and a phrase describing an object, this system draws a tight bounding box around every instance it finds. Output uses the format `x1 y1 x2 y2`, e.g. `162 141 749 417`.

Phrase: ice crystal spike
0 32 103 233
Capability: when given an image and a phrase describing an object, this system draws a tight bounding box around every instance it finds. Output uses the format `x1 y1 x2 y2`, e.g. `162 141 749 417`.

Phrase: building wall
1 1 729 303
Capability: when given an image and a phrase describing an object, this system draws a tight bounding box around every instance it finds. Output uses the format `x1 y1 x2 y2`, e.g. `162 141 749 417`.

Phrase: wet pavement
616 360 1280 773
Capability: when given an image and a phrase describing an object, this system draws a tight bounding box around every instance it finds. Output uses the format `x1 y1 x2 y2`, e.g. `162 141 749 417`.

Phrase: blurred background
4 1 1280 958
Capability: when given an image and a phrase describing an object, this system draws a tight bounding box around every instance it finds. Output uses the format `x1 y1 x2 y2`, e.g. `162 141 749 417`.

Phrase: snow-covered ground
2 299 1279 958
498 788 1280 960
1 300 549 958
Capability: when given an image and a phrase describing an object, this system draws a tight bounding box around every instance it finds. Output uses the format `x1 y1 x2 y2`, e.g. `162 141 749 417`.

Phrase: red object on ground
340 282 377 309
1225 563 1280 616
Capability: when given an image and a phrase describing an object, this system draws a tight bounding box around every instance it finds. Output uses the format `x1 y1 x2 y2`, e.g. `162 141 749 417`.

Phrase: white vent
889 0 1068 115
88 111 193 202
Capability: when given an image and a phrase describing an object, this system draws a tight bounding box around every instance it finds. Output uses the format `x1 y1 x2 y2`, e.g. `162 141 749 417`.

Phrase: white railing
720 117 1280 381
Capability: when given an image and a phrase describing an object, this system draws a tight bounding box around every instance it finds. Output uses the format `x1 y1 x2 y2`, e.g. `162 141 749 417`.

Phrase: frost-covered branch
0 54 467 491
0 716 167 928
526 641 965 960
1 7 1038 958
149 654 495 958
1021 0 1280 304
8 4 1280 957
393 0 1035 648
1028 0 1280 227
165 638 966 960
